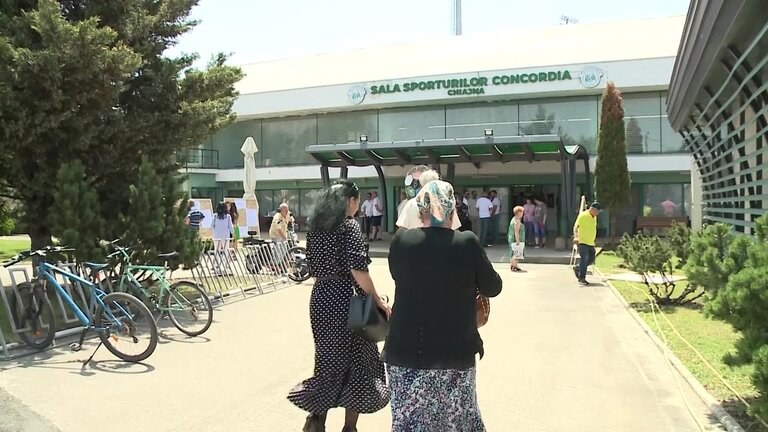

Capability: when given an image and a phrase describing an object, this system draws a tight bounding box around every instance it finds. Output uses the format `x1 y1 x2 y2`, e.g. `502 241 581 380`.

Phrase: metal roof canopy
308 134 591 231
306 134 588 168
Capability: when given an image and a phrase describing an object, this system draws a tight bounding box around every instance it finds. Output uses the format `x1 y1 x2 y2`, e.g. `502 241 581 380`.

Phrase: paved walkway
0 261 723 431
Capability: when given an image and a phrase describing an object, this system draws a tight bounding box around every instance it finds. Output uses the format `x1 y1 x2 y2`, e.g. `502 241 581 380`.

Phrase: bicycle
4 246 158 362
101 243 213 337
241 223 309 283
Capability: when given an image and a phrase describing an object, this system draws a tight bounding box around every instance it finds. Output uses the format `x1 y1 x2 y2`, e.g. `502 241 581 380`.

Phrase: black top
382 227 502 370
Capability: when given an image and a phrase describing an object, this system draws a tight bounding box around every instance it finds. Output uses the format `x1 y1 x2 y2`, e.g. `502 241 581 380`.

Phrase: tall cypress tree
594 81 631 241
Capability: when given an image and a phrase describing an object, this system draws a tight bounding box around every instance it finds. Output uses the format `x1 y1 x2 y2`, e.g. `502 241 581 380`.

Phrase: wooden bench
636 217 689 233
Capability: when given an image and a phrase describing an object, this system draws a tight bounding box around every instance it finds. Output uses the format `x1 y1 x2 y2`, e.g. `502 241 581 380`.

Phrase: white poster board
224 197 260 239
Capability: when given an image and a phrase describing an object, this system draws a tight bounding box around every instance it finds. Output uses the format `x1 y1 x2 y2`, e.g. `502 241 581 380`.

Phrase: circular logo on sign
579 66 604 88
347 85 367 105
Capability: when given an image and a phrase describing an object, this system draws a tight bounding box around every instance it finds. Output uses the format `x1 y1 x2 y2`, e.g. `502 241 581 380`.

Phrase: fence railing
0 241 296 360
176 148 219 169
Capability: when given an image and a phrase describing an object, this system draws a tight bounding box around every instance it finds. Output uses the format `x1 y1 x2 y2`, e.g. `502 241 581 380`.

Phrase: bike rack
190 238 299 301
0 263 91 360
1 242 302 359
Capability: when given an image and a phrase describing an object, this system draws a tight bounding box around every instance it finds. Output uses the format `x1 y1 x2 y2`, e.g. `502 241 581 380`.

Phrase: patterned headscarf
416 180 455 226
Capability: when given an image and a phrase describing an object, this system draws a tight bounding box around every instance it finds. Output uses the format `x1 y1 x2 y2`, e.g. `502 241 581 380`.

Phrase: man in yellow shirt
573 202 601 285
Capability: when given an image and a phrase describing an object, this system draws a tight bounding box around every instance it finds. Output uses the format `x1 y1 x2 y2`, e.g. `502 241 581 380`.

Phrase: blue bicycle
4 246 158 362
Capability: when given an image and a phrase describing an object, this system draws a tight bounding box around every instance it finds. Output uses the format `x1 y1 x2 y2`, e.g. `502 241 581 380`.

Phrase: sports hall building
182 16 695 239
667 0 767 234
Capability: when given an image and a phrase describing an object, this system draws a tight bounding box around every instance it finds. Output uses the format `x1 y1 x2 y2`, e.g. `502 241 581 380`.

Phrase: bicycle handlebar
2 246 75 268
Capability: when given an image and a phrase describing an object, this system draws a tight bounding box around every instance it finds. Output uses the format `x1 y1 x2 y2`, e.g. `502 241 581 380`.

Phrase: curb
598 270 745 432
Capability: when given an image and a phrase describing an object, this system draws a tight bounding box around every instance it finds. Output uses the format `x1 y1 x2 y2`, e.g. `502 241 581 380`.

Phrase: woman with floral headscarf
384 180 503 431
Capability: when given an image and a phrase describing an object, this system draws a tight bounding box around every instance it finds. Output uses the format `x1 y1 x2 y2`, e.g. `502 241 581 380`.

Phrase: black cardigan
382 227 503 370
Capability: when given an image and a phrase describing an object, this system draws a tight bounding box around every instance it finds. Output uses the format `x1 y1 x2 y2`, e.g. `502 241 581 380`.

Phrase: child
508 206 525 272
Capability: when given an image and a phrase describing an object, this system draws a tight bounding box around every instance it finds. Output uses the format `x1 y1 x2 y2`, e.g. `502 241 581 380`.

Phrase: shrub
687 216 768 417
667 222 691 269
683 223 751 301
616 232 703 305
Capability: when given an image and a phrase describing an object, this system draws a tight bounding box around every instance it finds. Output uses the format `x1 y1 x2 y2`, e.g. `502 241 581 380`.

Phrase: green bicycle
102 243 213 337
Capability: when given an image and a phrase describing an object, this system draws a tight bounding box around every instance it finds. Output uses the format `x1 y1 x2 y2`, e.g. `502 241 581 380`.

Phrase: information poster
191 198 214 240
224 197 260 239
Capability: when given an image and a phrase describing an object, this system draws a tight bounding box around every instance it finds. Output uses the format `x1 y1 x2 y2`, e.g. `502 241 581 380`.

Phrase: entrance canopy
307 134 591 231
306 134 588 168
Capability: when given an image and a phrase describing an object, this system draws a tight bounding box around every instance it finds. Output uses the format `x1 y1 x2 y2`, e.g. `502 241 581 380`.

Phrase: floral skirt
386 365 485 432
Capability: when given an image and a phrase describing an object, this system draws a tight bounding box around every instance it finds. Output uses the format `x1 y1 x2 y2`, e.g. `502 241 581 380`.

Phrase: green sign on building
369 70 573 97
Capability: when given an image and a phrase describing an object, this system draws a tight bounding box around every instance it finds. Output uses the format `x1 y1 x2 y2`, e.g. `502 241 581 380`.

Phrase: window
317 111 378 144
660 92 686 153
519 96 598 153
623 93 662 154
300 189 324 220
256 190 274 217
261 117 317 166
643 184 687 217
210 120 262 168
378 107 445 141
446 102 519 138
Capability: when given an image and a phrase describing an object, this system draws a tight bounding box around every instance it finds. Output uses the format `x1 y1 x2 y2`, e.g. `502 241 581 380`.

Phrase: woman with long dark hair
211 202 234 276
287 179 391 432
228 201 240 251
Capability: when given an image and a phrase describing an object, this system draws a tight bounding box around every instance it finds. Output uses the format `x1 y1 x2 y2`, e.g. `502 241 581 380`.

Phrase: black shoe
578 279 589 286
572 265 579 280
303 414 326 432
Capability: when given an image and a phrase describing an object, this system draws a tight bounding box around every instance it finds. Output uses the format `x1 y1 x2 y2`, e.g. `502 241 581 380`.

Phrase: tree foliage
121 158 200 269
0 0 242 264
594 81 631 239
48 160 104 261
616 230 703 305
683 217 768 417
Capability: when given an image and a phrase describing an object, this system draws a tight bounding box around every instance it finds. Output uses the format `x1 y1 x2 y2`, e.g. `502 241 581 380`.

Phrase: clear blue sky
168 0 691 67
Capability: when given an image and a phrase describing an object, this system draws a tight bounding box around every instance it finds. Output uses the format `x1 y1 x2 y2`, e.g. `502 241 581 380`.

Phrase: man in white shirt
476 190 494 247
396 166 461 230
360 192 373 240
370 191 384 241
466 190 479 236
490 190 501 245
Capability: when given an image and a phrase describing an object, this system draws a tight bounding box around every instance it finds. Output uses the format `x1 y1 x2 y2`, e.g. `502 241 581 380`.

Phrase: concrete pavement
0 260 724 431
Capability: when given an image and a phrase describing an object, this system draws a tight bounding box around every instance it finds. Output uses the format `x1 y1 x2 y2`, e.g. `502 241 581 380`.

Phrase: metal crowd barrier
0 240 297 359
190 238 295 301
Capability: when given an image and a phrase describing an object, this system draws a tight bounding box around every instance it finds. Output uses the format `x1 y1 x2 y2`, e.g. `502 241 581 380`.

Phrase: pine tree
119 158 200 268
684 216 768 417
48 161 104 261
594 81 631 240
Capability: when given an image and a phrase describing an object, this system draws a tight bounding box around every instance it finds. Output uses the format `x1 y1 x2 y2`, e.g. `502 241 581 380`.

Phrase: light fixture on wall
483 128 494 137
360 134 368 143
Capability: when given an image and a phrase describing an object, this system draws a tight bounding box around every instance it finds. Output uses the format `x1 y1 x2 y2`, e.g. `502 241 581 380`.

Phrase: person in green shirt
572 202 602 285
508 205 526 272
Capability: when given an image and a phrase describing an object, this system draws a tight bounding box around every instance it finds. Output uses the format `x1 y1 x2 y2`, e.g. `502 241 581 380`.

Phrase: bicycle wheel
94 292 158 362
287 246 310 283
10 282 56 350
165 281 213 337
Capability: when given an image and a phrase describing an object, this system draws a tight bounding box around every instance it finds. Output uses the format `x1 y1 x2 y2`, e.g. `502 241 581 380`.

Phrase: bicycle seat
157 251 179 259
83 262 110 271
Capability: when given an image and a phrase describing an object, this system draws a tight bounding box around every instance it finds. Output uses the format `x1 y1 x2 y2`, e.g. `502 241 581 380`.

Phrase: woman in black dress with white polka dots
288 179 392 432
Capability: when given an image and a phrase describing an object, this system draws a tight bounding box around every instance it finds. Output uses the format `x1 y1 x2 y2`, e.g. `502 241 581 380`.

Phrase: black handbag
348 292 389 343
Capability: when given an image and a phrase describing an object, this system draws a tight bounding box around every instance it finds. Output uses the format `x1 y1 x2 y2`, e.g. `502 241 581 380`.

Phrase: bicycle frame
37 261 121 331
117 263 195 315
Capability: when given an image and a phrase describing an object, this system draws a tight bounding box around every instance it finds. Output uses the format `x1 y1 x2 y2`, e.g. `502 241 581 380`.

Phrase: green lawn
0 237 31 260
596 251 765 430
